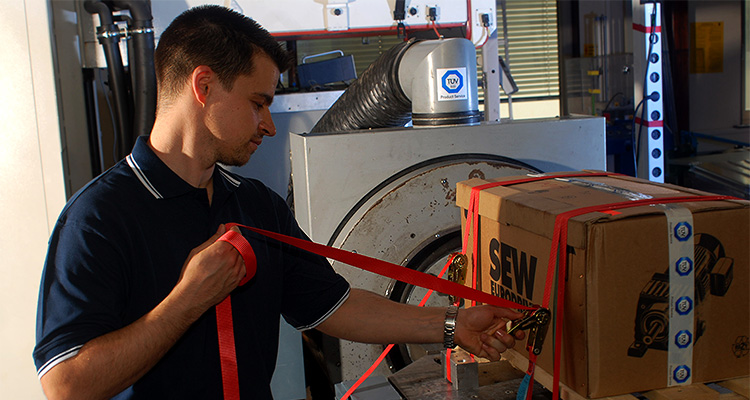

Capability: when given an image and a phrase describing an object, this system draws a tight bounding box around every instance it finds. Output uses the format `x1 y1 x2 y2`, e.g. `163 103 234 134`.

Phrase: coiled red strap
215 228 257 400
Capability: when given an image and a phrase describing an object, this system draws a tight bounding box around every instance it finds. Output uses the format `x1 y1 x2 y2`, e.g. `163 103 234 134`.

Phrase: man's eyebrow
256 93 274 106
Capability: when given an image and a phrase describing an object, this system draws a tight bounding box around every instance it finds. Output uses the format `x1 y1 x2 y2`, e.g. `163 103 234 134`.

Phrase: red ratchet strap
214 223 533 399
340 256 455 400
224 223 533 312
215 229 257 400
466 173 737 400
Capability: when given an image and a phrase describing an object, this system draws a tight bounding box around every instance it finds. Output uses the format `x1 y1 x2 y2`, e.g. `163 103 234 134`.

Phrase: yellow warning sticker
690 22 723 74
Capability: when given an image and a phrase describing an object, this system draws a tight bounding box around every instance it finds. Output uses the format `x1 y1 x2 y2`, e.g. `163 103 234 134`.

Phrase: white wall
0 0 67 397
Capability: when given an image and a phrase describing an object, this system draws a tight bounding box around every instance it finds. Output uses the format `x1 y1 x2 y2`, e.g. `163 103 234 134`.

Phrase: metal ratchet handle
446 253 468 305
506 308 544 334
505 308 551 355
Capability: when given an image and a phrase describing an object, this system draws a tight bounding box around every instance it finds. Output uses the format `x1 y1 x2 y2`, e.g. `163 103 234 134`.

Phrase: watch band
443 305 459 349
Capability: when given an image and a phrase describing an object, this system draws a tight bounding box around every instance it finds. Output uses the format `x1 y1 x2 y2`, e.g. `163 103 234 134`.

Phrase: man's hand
454 305 526 361
318 291 527 363
175 224 247 315
40 224 248 400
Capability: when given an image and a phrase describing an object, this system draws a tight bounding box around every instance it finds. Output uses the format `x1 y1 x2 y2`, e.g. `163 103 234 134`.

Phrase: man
34 5 523 399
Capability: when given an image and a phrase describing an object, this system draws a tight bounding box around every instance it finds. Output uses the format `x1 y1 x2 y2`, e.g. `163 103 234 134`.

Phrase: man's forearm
317 288 525 361
316 289 444 344
40 286 206 400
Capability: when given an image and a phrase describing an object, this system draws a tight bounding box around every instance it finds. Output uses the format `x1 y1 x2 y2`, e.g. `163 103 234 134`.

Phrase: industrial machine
290 117 605 384
286 30 605 384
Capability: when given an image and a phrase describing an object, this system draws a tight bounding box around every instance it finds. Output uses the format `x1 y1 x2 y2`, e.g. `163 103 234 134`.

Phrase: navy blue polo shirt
34 136 350 398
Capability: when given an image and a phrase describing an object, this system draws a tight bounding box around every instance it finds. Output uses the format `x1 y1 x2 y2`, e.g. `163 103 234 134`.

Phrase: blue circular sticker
676 296 693 315
673 365 691 383
675 330 692 348
441 70 464 94
674 222 692 241
675 257 693 276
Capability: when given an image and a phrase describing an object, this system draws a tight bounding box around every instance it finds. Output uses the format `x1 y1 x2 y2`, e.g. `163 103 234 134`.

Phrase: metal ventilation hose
310 40 414 134
310 38 480 133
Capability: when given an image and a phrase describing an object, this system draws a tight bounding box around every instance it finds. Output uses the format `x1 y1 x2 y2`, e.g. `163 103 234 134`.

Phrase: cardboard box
456 171 749 398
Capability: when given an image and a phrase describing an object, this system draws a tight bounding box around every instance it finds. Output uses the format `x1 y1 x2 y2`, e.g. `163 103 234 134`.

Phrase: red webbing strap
214 223 531 399
215 297 240 400
215 229 258 400
523 353 538 400
225 223 533 311
219 229 257 286
546 194 736 400
340 256 454 400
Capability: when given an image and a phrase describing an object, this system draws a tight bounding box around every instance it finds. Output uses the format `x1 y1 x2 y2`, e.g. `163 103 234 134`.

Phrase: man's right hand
175 224 247 315
40 224 248 400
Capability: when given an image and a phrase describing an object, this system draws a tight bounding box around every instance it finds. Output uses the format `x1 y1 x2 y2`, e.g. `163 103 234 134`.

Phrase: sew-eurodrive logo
437 67 467 101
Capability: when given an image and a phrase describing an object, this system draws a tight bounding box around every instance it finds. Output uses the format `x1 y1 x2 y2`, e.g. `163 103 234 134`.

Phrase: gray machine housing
290 116 606 383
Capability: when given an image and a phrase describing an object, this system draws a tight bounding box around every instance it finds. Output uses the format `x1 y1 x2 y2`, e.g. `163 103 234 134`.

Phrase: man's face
204 54 280 167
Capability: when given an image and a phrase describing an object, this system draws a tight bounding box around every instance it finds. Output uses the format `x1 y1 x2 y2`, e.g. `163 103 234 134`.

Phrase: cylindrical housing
398 38 480 126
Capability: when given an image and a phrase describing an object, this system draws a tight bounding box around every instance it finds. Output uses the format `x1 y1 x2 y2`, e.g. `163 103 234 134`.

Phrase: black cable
111 0 157 140
631 96 648 175
84 0 132 160
393 0 405 20
603 92 625 113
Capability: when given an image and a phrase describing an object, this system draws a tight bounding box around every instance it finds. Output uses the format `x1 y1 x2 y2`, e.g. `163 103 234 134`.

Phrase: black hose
84 0 133 160
310 40 415 134
111 0 156 138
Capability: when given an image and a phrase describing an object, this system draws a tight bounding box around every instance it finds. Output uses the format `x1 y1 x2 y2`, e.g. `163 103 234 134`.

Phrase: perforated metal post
632 1 664 182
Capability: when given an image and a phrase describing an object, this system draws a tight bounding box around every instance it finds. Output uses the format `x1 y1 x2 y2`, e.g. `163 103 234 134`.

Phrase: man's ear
190 65 214 107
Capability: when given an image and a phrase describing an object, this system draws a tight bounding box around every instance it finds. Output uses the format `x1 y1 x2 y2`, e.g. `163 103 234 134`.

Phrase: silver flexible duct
310 38 479 133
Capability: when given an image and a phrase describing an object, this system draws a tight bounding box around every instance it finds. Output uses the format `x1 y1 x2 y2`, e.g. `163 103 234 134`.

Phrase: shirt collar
126 136 240 200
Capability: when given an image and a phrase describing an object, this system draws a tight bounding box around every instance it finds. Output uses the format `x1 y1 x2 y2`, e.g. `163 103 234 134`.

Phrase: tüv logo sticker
437 67 467 101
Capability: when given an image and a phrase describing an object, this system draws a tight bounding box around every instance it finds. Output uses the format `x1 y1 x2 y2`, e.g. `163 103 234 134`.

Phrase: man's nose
259 108 276 137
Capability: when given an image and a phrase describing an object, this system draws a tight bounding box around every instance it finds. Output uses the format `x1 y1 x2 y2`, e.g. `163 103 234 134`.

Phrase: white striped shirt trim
218 169 241 187
297 286 351 331
37 345 83 379
126 154 163 199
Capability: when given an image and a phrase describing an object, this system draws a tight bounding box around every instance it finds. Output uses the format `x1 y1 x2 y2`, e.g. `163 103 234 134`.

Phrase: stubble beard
209 133 254 167
217 148 252 167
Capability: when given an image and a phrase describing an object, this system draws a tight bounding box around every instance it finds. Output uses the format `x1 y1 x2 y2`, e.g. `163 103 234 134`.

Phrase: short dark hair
154 5 293 103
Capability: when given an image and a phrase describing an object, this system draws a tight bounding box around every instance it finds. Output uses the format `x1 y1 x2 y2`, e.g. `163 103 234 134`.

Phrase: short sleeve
34 221 128 377
262 191 351 330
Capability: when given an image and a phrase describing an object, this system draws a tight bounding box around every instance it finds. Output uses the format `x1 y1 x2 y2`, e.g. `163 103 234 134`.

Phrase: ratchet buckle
446 253 468 305
506 307 551 355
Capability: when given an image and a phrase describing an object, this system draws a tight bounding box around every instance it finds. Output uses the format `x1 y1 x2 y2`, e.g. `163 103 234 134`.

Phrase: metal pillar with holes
633 1 664 182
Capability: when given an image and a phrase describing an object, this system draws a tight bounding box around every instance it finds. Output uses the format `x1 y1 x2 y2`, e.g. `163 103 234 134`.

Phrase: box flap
457 171 749 249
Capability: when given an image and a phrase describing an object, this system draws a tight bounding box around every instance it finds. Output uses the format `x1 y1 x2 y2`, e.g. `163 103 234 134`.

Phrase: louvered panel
499 0 559 99
289 0 559 102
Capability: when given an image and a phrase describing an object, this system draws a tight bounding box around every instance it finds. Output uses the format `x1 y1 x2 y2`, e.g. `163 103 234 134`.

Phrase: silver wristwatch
443 305 459 349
